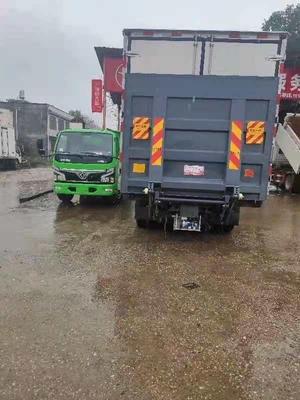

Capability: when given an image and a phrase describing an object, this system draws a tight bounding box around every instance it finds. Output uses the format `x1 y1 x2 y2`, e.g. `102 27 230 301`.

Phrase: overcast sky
0 0 289 122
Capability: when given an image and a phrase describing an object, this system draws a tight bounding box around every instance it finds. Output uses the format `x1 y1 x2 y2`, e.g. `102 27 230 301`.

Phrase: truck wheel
136 219 147 228
284 174 294 192
57 194 74 203
135 198 149 228
222 225 234 233
111 192 123 205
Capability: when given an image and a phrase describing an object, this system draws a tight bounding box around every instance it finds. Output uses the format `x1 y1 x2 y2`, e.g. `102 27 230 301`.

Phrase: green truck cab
53 129 121 203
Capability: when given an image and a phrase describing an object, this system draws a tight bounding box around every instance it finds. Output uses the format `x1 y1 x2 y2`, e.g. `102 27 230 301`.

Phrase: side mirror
36 138 45 156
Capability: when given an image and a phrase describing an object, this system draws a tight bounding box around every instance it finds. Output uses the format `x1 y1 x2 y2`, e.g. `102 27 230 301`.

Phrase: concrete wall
0 102 48 155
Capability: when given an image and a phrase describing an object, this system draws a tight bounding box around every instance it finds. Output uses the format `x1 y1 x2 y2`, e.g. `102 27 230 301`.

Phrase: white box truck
0 108 21 170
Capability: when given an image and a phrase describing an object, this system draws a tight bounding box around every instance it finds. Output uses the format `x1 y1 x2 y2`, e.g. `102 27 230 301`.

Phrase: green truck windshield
56 131 113 156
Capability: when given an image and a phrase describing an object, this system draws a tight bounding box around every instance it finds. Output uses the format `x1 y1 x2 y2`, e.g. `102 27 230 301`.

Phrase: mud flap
226 206 240 226
135 198 149 221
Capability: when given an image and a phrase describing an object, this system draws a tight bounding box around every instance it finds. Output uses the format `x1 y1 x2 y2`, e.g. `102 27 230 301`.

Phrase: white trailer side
0 108 21 170
124 29 287 77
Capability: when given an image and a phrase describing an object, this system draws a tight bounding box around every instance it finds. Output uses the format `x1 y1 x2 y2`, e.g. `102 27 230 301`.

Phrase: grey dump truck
121 29 287 232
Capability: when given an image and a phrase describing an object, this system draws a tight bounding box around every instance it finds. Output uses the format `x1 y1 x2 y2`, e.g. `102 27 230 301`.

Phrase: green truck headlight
53 169 66 181
101 168 115 183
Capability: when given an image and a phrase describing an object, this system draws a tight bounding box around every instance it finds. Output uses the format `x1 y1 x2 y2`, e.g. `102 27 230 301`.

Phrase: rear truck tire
136 219 147 228
222 225 235 233
284 174 294 192
225 204 240 226
211 224 235 234
110 191 122 205
79 195 87 205
135 197 150 228
57 194 74 203
212 204 239 234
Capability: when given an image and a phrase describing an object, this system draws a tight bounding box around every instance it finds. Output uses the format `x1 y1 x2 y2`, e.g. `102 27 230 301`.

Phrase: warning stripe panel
132 117 150 140
252 133 264 144
247 121 265 130
228 121 242 170
246 121 265 145
151 118 164 166
246 132 264 144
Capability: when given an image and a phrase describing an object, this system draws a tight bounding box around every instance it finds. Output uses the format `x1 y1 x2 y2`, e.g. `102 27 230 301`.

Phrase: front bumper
53 181 118 196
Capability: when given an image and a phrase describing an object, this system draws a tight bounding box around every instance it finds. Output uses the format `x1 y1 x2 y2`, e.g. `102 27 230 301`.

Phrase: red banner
104 57 123 93
280 68 300 100
91 79 103 113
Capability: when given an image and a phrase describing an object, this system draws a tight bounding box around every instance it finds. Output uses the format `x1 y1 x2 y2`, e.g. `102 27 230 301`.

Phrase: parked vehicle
272 113 300 192
52 129 121 203
0 108 21 170
121 29 287 232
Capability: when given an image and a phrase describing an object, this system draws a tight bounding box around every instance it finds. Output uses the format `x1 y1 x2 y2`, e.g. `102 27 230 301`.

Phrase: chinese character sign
91 79 103 113
280 68 300 100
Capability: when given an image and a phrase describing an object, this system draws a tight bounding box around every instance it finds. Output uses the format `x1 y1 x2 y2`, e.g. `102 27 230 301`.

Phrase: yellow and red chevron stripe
246 121 265 144
132 117 150 140
228 121 242 170
151 118 164 166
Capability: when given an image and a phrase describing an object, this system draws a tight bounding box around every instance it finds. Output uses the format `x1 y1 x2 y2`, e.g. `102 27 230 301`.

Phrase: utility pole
102 86 106 130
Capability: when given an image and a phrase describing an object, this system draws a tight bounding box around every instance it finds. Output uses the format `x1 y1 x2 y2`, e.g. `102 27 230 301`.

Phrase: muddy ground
0 168 300 400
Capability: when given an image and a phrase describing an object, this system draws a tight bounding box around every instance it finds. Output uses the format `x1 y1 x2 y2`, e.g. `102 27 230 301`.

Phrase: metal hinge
266 55 285 62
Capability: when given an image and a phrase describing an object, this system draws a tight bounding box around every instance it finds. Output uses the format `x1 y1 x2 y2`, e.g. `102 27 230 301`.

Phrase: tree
69 109 99 129
262 3 300 37
83 116 99 130
69 109 83 118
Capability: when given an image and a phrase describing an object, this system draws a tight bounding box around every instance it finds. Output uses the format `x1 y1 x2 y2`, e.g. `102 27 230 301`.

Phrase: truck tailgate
122 74 278 201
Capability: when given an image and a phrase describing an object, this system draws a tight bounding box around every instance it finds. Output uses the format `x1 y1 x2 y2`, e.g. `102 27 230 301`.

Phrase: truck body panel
125 29 286 77
122 74 278 202
0 108 20 169
276 116 300 174
272 115 300 192
0 127 15 159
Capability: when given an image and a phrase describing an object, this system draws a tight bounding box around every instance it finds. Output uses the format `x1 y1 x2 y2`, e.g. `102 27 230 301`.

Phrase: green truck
53 129 121 203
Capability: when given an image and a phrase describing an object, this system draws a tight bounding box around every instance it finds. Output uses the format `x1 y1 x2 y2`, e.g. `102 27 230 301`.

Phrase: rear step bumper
157 196 225 205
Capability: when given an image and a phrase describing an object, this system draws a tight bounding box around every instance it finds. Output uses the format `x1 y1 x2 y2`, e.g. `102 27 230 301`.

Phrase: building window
65 121 70 129
58 118 64 131
49 115 57 130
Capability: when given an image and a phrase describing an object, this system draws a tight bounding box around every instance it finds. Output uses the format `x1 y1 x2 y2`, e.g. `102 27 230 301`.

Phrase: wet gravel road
1 168 300 400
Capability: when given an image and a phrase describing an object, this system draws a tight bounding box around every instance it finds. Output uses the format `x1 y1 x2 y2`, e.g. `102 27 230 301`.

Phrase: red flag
104 58 123 93
91 79 103 113
280 68 300 100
